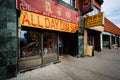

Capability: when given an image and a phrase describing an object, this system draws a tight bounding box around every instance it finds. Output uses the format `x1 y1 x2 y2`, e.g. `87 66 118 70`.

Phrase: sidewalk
8 49 120 80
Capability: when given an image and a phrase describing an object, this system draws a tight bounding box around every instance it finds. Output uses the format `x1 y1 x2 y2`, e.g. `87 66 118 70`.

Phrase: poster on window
20 30 40 58
43 32 57 55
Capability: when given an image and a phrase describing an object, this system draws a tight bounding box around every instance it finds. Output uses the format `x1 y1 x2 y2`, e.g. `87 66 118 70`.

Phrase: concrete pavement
8 48 120 80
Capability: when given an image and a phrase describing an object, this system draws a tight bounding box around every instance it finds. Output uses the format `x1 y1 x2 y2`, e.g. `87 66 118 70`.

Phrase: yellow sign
85 12 104 28
20 10 79 33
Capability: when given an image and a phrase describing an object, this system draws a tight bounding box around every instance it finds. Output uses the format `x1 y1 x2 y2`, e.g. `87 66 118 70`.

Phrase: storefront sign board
20 10 79 33
85 12 104 28
17 0 79 24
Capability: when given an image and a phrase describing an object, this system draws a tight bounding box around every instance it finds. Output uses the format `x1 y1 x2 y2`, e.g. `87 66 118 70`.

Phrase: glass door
42 32 58 64
19 31 40 58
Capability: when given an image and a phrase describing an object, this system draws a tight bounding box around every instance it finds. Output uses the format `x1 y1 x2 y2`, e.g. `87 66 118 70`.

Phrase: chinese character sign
17 0 79 25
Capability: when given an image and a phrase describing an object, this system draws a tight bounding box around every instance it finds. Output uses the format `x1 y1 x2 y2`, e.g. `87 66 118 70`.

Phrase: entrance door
88 29 101 51
59 33 78 56
42 32 58 64
59 33 69 56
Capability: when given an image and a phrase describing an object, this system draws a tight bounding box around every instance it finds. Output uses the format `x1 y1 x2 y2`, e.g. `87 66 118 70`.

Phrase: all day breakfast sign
17 0 80 33
20 10 79 33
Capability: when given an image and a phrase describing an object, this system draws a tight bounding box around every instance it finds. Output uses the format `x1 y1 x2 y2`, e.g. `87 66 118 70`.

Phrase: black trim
96 0 104 5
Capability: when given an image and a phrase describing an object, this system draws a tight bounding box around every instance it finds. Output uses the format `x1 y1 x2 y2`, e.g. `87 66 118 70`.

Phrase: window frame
62 0 76 8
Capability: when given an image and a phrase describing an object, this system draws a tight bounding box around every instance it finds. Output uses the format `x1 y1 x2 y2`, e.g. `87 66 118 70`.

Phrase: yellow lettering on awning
20 10 79 33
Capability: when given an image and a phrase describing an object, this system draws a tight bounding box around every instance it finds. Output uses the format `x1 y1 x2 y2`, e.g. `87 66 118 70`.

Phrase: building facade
0 0 80 79
103 18 120 49
83 0 104 56
17 0 80 74
0 0 120 79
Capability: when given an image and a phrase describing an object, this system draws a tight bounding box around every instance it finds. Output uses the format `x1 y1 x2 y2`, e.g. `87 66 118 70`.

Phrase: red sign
80 0 93 15
16 0 79 25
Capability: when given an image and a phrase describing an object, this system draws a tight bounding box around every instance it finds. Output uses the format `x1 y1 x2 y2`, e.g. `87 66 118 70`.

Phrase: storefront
16 0 79 70
102 33 119 49
104 18 120 49
119 36 120 47
84 12 104 56
18 27 59 70
102 32 111 48
87 29 102 51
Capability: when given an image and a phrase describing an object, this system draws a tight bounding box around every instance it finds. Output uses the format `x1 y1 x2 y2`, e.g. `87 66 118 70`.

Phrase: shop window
62 0 71 4
19 29 41 58
43 32 58 55
71 0 76 7
62 0 76 8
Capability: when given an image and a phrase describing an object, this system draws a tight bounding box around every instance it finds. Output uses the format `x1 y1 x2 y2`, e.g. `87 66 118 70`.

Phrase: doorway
59 33 78 56
87 29 101 51
42 32 58 64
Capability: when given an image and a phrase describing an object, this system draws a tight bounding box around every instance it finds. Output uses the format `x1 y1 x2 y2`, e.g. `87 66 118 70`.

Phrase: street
8 49 120 80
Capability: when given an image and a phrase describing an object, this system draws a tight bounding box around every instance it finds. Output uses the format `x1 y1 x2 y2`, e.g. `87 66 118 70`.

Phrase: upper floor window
94 6 99 14
88 6 100 16
62 0 76 8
